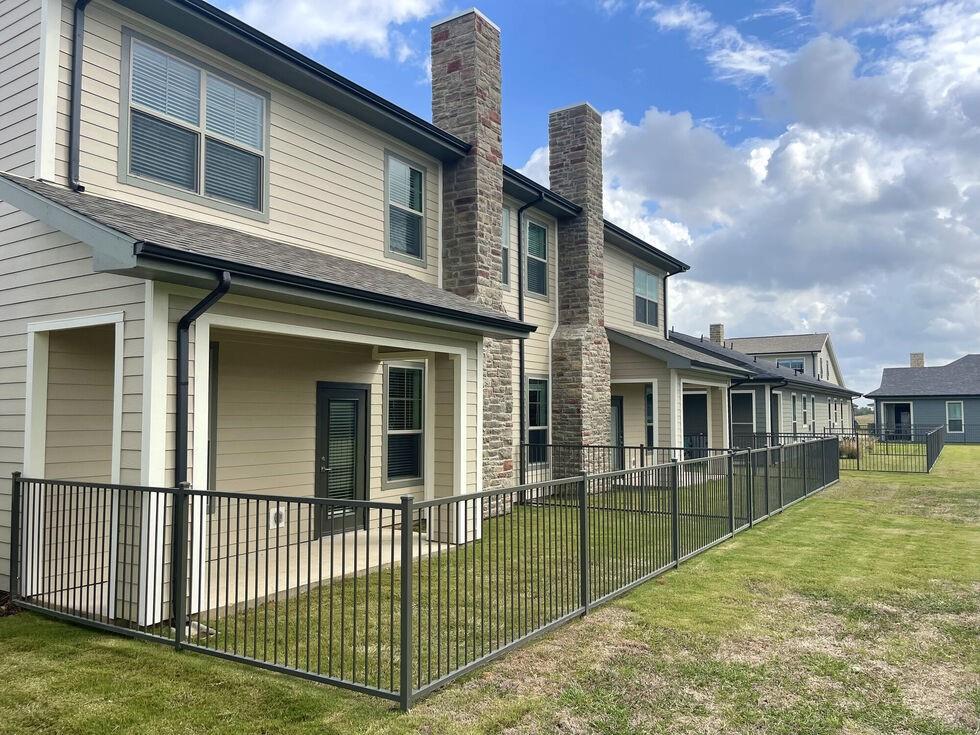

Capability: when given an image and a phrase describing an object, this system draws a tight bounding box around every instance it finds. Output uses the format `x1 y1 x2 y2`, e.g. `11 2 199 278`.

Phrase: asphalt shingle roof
0 174 530 334
866 355 980 398
671 330 860 397
607 327 751 376
726 333 828 355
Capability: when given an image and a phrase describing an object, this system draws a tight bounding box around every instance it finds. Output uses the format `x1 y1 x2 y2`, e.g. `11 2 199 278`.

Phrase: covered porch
606 327 749 461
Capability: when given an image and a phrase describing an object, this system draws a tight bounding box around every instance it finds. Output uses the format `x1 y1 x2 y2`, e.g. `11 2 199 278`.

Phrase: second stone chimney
710 323 725 344
431 9 512 489
549 103 611 451
910 352 925 368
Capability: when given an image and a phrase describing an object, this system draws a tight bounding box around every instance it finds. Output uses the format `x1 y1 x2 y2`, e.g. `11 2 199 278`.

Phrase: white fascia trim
34 0 63 181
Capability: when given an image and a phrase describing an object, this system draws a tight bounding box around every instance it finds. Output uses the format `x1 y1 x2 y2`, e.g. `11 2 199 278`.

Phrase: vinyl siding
0 0 42 175
52 0 442 283
604 242 665 341
43 323 114 480
0 202 145 593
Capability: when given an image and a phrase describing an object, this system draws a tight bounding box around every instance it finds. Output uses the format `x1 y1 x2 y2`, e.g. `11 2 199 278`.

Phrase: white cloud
813 0 931 30
227 0 440 57
645 0 790 82
522 0 980 393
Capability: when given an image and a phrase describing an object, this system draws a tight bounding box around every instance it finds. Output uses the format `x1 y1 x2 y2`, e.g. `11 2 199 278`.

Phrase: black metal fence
10 437 839 710
732 426 945 473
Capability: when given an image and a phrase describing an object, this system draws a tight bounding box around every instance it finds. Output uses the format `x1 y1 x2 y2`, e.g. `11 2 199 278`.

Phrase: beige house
0 0 853 621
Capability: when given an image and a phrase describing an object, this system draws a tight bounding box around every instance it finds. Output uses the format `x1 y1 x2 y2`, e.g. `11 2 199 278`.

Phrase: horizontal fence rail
11 438 840 710
731 426 946 473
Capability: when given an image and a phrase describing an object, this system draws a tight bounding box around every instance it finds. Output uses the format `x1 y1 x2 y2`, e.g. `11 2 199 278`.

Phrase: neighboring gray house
671 329 860 447
866 353 980 443
718 328 846 387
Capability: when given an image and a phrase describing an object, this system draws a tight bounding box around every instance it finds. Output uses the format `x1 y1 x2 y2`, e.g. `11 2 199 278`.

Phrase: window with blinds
634 267 660 326
526 221 548 296
386 365 424 482
127 38 266 211
387 154 425 261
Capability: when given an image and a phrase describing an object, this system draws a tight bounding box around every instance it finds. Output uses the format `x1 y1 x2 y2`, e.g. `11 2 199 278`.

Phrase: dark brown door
315 383 369 536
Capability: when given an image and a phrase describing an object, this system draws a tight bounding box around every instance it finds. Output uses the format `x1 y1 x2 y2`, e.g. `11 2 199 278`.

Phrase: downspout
175 272 232 486
68 0 92 191
516 192 543 484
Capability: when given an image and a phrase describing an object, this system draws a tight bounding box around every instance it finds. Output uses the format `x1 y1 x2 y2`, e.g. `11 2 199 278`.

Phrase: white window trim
730 389 756 434
384 150 428 267
383 361 426 488
524 218 550 299
633 265 660 328
946 400 965 434
118 30 270 219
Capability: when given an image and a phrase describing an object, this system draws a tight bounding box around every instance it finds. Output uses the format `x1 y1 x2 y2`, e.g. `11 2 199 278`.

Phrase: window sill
118 171 269 223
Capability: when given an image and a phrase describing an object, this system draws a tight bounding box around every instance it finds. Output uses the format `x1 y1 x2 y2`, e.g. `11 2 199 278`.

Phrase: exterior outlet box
268 505 287 530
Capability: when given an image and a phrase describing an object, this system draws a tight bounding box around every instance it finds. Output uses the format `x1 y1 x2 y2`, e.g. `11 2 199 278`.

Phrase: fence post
671 459 680 566
856 431 861 471
764 447 770 517
777 444 784 510
10 471 21 601
171 481 190 651
802 440 809 495
746 451 755 527
578 472 590 616
398 495 415 711
726 453 735 534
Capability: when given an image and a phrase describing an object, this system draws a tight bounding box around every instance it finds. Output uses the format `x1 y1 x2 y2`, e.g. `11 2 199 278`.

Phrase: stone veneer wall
549 104 612 453
431 11 514 489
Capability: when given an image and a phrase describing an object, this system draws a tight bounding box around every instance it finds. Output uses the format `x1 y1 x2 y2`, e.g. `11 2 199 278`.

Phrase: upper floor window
526 220 548 296
126 37 266 212
501 206 511 287
386 154 425 262
634 267 660 327
777 357 805 373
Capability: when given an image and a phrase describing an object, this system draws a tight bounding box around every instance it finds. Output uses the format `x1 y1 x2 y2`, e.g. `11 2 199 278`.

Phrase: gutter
516 192 543 484
175 271 231 486
68 0 92 191
133 242 534 338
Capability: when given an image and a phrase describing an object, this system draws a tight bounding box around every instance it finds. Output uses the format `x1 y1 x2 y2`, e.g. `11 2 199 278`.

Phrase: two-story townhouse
0 1 751 620
672 328 860 445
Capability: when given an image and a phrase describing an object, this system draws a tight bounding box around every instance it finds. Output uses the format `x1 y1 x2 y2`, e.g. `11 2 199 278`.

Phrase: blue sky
219 0 980 395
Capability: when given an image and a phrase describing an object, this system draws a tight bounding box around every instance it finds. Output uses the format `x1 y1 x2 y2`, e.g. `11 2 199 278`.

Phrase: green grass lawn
1 447 977 734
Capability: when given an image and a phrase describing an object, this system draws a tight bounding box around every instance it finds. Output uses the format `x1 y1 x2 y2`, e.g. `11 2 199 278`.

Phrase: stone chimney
548 103 611 451
910 352 925 368
431 9 513 489
710 323 725 344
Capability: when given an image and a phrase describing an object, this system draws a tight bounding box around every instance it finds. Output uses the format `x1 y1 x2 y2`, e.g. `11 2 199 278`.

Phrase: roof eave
501 167 580 219
115 0 470 162
603 220 690 275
